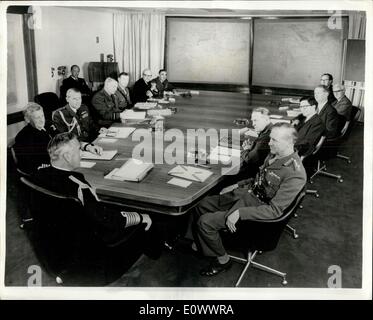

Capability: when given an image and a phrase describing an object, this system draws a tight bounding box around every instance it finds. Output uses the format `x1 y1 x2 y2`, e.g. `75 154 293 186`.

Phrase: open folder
168 165 213 183
105 158 154 182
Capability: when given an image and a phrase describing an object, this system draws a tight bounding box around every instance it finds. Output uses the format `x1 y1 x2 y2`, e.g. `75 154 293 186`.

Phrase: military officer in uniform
192 123 307 276
53 88 107 143
32 132 163 255
91 77 124 127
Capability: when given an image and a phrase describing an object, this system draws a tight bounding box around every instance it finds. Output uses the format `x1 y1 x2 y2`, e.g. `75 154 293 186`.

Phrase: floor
4 124 363 288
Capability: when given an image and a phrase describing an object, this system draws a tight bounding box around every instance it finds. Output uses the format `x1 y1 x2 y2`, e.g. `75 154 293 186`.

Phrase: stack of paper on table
105 158 154 182
121 109 146 119
168 165 213 183
99 127 136 139
209 146 241 164
81 150 118 160
134 102 157 110
147 109 172 117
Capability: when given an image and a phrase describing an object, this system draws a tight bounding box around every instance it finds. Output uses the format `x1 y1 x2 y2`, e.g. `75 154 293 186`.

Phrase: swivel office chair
20 177 145 285
223 188 306 287
335 106 361 164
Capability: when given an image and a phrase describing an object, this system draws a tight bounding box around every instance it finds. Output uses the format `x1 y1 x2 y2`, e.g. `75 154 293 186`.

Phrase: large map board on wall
252 18 347 90
166 18 251 85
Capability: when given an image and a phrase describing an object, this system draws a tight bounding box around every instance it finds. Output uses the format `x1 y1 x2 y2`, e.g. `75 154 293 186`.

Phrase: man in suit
91 77 124 127
115 72 133 110
332 84 353 123
314 85 342 139
294 97 325 158
61 65 91 105
155 69 175 97
320 73 337 104
192 123 306 276
53 88 107 143
32 132 162 253
13 103 56 174
240 107 273 177
132 69 153 104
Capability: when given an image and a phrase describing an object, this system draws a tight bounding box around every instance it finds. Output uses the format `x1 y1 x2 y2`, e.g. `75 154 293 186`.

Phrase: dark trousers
193 189 262 258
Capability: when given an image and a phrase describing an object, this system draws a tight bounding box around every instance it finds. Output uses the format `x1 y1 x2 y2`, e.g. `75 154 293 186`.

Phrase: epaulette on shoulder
283 158 301 170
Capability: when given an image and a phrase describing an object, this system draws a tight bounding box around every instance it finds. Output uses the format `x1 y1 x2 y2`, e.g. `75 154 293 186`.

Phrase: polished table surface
78 90 298 215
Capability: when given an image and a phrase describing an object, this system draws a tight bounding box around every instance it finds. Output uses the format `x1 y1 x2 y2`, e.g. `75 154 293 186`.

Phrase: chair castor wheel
282 278 288 286
293 233 299 239
348 160 351 164
315 193 320 198
56 276 63 285
299 205 303 209
309 180 314 184
338 179 343 183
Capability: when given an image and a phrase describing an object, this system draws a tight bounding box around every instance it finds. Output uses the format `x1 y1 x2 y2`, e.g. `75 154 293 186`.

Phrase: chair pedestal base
229 251 287 287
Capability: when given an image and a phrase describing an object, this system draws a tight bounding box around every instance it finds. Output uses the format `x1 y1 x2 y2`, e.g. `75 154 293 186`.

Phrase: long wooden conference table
78 90 297 215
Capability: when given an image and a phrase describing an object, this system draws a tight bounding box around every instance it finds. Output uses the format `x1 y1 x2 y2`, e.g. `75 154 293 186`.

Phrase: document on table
121 110 146 119
209 146 241 164
135 102 158 109
104 158 154 182
99 127 136 139
167 177 193 188
80 150 118 160
80 161 96 168
168 165 213 183
98 138 118 144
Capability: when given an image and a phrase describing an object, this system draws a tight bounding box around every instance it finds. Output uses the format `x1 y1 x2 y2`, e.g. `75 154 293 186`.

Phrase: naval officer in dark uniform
192 123 307 276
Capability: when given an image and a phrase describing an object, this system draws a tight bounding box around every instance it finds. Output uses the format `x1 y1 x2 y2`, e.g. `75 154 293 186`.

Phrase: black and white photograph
0 1 371 301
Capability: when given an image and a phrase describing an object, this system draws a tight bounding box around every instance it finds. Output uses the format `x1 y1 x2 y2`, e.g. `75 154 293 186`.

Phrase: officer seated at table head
191 123 307 276
32 132 157 247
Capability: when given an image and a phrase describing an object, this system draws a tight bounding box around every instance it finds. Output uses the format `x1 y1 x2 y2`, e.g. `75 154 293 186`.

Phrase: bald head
142 69 152 83
333 83 346 101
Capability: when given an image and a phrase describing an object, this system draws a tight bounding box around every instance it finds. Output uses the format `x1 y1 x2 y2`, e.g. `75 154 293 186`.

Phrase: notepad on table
81 150 118 161
147 108 172 117
168 165 213 183
104 158 154 182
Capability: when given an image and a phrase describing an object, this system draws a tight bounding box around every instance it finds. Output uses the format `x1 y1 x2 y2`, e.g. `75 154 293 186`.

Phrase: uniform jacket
155 77 174 97
241 123 272 171
32 166 143 244
91 88 123 127
115 86 132 110
317 102 342 139
295 114 325 157
13 123 55 174
132 78 151 104
229 152 306 220
52 104 99 142
332 95 353 122
61 76 91 96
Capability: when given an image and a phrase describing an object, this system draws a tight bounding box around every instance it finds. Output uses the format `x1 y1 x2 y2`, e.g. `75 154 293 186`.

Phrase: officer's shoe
200 259 232 277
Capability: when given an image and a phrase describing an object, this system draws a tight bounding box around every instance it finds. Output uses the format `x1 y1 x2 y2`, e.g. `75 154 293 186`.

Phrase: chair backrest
312 135 326 156
34 92 60 121
20 177 98 272
10 146 31 177
228 187 306 252
342 106 361 139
